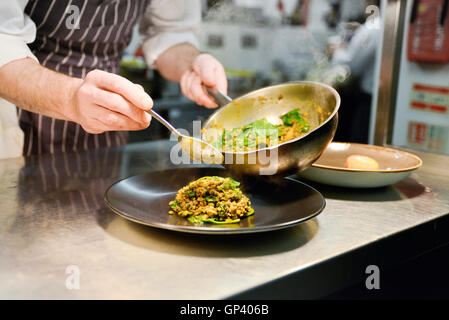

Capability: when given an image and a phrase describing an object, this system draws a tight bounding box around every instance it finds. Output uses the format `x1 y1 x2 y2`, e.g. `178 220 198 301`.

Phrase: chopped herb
169 200 179 209
280 109 310 132
187 214 206 224
227 177 240 187
205 195 217 202
204 218 241 224
186 190 196 197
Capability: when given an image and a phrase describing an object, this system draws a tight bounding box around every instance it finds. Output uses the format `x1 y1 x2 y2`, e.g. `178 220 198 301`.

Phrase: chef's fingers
180 71 190 99
213 64 228 94
81 118 107 134
189 75 217 108
180 71 196 101
94 88 151 125
192 54 228 94
182 71 217 108
91 106 150 132
192 56 215 88
185 71 197 101
79 118 105 134
85 69 153 111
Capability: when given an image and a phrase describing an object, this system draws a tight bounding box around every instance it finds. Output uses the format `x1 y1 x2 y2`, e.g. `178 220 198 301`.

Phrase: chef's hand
71 70 153 134
180 53 227 109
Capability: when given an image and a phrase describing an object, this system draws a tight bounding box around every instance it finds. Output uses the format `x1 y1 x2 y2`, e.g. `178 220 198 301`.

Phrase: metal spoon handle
205 87 233 107
146 107 224 164
146 109 180 138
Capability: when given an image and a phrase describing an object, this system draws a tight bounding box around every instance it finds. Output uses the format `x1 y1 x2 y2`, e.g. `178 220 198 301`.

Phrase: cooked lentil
168 176 254 224
212 108 310 152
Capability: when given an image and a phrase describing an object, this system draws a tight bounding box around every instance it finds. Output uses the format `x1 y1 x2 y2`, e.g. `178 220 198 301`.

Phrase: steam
204 1 264 26
203 2 354 88
303 27 351 86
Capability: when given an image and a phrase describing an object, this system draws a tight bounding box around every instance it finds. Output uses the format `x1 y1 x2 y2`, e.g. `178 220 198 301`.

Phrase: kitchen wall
379 0 449 155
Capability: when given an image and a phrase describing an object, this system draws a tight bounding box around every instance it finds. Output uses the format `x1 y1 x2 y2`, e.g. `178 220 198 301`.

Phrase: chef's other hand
72 69 153 134
180 53 227 109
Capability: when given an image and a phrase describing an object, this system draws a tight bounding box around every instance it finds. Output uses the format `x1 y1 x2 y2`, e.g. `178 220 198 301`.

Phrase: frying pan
203 81 340 176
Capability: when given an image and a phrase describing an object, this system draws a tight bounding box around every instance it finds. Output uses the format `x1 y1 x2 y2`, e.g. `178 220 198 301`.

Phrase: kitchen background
119 0 449 156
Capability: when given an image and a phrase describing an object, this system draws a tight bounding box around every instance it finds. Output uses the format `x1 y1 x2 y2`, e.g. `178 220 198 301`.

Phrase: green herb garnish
186 190 196 198
204 218 241 224
169 200 179 209
205 195 217 203
187 214 207 224
280 109 310 132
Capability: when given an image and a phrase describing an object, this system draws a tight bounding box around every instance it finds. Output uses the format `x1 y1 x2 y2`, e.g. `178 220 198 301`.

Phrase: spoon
147 109 224 164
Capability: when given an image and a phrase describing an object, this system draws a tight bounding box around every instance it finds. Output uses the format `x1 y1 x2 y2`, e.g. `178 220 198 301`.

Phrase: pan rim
202 81 341 156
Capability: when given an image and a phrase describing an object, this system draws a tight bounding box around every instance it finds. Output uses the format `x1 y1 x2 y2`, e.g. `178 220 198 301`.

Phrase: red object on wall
408 122 428 144
410 83 449 114
407 0 449 63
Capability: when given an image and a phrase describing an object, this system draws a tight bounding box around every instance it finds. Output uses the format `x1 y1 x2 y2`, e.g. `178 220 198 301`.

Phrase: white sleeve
331 22 379 78
139 0 201 69
0 0 38 68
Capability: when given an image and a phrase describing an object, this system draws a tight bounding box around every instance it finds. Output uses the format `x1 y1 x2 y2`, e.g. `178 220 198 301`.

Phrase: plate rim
311 142 423 173
103 169 326 235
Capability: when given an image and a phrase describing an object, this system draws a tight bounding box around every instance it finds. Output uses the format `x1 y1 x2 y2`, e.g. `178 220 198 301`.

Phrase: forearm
154 43 200 83
0 57 81 121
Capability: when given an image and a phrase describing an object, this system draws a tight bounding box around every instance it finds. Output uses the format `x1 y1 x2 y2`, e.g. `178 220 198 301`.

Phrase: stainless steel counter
1 140 449 299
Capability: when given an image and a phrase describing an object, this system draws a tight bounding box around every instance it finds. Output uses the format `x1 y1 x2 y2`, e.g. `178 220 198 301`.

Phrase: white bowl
298 142 423 188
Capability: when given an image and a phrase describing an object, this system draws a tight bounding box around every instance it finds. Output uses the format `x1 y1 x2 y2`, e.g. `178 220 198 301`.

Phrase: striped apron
20 0 148 156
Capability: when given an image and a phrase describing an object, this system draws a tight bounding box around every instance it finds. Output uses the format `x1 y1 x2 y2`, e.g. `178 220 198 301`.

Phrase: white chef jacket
331 17 381 95
0 0 201 159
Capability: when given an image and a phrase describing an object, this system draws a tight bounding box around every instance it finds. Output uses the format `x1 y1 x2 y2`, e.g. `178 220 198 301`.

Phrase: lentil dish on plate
169 176 254 224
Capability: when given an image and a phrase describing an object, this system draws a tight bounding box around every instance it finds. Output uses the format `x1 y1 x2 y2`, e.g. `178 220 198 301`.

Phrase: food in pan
345 155 379 169
211 108 310 152
168 176 254 224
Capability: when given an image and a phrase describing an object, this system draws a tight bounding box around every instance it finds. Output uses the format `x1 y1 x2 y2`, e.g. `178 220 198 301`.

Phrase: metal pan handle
205 87 233 107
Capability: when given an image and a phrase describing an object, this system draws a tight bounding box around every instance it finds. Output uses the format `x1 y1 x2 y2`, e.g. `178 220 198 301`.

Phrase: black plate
104 167 325 234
